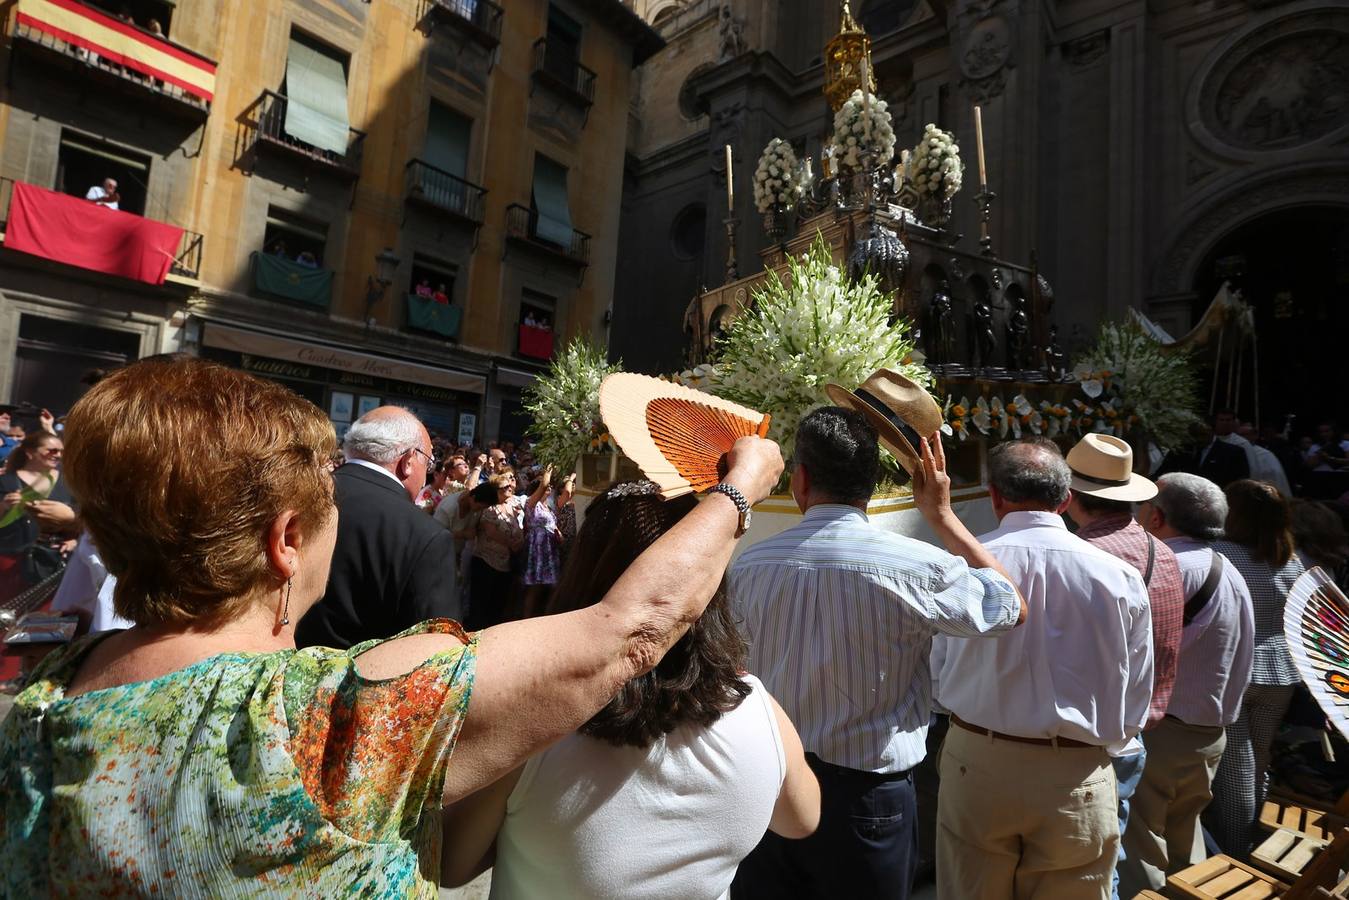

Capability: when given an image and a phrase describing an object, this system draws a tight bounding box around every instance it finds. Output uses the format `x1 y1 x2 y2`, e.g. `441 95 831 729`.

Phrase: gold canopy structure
824 2 875 111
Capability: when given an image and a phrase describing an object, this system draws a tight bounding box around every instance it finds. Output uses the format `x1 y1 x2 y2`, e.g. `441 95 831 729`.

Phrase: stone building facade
612 0 1349 425
0 0 658 442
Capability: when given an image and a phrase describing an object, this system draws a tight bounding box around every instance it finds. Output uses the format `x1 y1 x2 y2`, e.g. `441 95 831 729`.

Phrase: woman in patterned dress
521 465 562 619
1207 479 1306 857
0 356 783 896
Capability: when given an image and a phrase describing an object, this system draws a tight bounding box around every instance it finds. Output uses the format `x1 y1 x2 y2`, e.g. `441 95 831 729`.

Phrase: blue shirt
730 504 1019 773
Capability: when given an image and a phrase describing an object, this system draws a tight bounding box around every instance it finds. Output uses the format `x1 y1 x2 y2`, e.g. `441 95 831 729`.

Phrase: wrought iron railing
12 7 214 114
249 90 366 176
531 38 596 105
427 0 504 45
405 160 486 223
505 203 590 265
0 176 203 280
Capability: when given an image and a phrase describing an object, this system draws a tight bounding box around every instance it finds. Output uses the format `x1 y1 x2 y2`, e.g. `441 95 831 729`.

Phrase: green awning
406 294 462 339
425 103 471 179
532 155 573 247
252 251 332 308
284 37 350 155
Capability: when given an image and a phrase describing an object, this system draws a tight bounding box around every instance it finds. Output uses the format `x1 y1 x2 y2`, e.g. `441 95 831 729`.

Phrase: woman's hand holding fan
598 373 779 500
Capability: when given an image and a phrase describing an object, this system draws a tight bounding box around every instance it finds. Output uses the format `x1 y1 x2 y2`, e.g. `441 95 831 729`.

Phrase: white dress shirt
84 185 118 210
1162 537 1255 726
933 511 1153 748
731 504 1019 773
1217 434 1291 497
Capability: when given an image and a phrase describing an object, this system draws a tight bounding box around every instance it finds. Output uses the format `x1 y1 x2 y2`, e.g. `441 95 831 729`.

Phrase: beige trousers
937 724 1119 900
1118 717 1226 894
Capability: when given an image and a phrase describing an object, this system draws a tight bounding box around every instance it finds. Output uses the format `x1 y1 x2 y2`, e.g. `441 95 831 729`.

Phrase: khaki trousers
1119 717 1226 894
937 724 1118 900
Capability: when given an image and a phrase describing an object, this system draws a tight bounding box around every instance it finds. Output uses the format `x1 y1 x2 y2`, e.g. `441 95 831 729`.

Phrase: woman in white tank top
442 481 820 899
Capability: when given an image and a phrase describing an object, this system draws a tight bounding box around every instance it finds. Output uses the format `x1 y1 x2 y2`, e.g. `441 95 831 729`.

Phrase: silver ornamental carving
847 224 909 294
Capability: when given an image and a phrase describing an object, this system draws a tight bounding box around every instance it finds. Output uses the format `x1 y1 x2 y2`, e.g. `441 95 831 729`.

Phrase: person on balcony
295 251 319 269
433 283 451 304
415 277 434 298
85 179 119 211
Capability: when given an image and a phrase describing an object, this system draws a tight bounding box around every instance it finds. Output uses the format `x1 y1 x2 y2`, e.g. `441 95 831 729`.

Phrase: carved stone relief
1196 10 1349 152
951 0 1019 102
1064 31 1108 69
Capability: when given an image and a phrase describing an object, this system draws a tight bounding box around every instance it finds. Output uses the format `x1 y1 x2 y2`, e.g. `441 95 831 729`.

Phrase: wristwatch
708 482 752 537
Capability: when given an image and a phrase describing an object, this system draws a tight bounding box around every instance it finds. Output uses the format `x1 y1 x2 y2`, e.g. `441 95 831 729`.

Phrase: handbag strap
1143 534 1157 587
1183 549 1225 626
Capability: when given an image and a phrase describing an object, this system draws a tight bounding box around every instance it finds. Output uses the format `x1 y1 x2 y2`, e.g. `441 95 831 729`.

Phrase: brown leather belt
950 714 1095 749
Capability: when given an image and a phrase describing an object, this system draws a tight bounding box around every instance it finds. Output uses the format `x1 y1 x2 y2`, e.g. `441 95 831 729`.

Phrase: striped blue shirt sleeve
924 558 1019 638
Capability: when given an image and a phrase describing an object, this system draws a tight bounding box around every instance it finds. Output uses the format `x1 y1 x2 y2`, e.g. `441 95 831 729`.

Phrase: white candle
804 157 813 181
974 105 987 188
724 143 734 212
860 55 872 145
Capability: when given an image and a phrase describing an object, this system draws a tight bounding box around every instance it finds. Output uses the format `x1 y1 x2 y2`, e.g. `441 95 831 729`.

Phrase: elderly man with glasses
296 405 461 649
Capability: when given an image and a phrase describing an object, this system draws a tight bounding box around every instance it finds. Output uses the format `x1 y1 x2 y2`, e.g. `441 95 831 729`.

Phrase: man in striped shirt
730 407 1025 900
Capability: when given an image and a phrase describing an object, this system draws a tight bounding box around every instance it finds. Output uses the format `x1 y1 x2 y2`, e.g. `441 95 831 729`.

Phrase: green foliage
1073 320 1202 448
523 338 622 475
710 234 928 462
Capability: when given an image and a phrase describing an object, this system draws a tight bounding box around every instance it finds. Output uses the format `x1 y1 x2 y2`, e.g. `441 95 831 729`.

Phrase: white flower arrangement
710 234 926 464
753 139 806 213
523 338 623 474
830 89 897 171
1072 321 1201 448
905 123 963 202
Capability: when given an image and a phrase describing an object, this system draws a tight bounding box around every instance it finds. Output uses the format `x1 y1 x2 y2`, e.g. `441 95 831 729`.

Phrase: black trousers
732 754 918 900
466 557 512 630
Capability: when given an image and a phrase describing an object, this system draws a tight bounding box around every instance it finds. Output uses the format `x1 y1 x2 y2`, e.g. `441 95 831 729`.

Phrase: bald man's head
342 405 432 500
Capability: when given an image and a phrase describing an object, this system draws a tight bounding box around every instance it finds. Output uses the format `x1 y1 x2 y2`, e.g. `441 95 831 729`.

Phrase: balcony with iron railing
505 203 590 267
425 0 504 48
0 176 204 282
246 90 366 180
530 38 596 109
405 160 487 225
11 0 216 121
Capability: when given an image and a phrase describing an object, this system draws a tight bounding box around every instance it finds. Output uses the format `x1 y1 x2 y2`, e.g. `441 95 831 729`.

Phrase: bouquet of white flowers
906 123 963 201
753 139 805 214
830 89 897 171
523 338 623 474
1072 321 1201 448
710 234 926 463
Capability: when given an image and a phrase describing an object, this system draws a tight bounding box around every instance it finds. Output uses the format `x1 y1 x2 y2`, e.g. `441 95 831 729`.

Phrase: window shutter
425 104 471 179
531 156 573 247
284 37 351 155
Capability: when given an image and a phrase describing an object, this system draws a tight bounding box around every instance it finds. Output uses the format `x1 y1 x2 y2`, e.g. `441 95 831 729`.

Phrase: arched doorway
1190 205 1349 434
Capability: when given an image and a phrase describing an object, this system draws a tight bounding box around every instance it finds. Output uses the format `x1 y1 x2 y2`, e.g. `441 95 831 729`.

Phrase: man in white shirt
1217 419 1291 496
1123 473 1254 894
933 438 1153 900
85 178 120 210
731 402 1024 900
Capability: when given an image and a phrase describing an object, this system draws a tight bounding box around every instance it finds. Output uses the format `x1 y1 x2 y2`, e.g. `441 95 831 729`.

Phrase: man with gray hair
1121 473 1254 895
296 406 460 649
932 438 1153 900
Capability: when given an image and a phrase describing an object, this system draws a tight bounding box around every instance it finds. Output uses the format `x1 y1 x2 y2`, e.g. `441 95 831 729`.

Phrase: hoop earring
281 577 292 627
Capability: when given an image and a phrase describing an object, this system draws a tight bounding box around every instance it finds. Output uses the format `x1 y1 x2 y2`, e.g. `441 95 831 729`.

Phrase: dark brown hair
4 431 60 474
546 482 750 748
1290 499 1348 571
1224 479 1294 568
63 357 337 627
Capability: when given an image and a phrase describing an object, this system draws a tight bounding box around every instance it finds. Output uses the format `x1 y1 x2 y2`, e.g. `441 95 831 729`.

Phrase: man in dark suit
297 406 460 649
1155 415 1250 488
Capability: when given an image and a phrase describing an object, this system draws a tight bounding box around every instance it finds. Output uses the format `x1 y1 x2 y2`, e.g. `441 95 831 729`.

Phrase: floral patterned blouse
0 619 477 897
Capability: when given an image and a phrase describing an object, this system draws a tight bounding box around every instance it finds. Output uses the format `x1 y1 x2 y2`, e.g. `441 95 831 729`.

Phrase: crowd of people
0 355 1343 900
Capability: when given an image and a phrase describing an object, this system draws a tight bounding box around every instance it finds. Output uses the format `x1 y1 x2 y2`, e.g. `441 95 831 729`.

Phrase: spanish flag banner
15 0 216 103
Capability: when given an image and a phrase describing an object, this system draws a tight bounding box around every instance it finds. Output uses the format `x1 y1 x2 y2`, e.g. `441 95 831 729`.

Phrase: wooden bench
1260 790 1349 842
1253 829 1330 883
1166 830 1349 900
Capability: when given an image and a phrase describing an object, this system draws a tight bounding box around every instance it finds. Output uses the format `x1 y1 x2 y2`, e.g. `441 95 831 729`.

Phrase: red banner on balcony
3 182 185 285
15 0 217 102
518 324 555 360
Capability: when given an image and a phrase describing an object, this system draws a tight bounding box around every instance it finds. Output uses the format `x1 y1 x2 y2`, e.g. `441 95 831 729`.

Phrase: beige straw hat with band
824 369 943 475
1065 433 1157 503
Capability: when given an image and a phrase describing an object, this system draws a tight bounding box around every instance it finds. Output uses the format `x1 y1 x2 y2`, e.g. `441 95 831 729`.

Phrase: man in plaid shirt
1065 434 1184 900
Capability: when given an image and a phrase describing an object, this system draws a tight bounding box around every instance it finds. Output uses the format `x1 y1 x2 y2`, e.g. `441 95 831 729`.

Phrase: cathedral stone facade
612 0 1349 424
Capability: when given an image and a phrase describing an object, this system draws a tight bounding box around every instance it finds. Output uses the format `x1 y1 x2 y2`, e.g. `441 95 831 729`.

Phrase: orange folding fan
598 373 771 499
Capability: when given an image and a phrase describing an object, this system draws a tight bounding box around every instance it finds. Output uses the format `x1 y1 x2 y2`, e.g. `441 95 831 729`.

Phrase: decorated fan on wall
1284 567 1349 739
598 373 771 499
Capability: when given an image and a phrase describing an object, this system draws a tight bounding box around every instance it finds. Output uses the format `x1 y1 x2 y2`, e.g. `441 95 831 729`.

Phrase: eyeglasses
40 447 62 457
409 447 436 468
